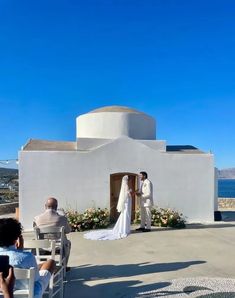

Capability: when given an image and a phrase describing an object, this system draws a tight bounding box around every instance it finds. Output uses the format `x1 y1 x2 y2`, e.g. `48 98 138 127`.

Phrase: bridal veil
116 175 129 213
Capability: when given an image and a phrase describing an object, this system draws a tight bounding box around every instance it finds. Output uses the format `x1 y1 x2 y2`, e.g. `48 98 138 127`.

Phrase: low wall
218 198 235 210
0 202 19 215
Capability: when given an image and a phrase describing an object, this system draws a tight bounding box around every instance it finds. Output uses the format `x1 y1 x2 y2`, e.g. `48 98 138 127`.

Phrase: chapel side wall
19 140 215 230
151 153 215 223
19 150 111 230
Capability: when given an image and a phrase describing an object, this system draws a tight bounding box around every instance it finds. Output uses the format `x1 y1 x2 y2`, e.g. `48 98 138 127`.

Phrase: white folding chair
24 239 55 264
13 267 35 298
24 239 64 298
34 226 67 278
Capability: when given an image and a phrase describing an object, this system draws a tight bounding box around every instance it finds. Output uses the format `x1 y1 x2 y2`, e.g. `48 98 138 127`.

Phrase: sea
218 179 235 198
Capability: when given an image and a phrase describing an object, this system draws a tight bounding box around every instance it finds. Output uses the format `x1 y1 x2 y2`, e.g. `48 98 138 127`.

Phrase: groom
135 171 153 232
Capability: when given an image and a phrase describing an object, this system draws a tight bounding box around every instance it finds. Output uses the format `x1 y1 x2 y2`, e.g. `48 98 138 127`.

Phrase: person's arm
64 218 71 234
0 267 15 298
127 188 132 197
133 188 141 196
61 217 71 234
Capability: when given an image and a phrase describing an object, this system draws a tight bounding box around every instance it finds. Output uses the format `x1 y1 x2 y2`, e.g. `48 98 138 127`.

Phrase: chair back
35 226 64 241
13 267 35 298
34 226 65 266
24 239 56 263
21 239 64 298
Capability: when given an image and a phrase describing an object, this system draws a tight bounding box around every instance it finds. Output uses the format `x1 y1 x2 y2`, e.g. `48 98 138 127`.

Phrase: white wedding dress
84 176 132 240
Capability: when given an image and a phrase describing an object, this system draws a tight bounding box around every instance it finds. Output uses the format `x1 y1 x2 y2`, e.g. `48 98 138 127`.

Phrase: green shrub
134 207 186 229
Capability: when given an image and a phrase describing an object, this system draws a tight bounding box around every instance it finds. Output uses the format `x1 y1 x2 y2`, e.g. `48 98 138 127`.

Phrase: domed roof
77 105 156 140
89 105 143 114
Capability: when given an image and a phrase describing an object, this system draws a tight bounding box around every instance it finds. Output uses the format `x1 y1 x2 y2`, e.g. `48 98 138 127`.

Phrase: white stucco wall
19 137 215 230
76 112 156 140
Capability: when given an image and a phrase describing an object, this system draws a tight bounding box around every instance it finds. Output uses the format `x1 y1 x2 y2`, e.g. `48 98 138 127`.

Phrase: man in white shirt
0 218 55 298
135 171 153 232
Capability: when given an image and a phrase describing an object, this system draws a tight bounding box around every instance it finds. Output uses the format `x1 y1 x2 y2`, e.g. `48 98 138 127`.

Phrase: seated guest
34 197 71 267
0 218 55 298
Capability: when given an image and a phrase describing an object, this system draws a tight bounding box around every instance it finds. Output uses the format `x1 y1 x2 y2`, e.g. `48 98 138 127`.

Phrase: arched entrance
110 173 138 222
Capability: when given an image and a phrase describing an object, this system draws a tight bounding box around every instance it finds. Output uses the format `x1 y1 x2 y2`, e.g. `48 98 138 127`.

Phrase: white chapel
19 106 217 230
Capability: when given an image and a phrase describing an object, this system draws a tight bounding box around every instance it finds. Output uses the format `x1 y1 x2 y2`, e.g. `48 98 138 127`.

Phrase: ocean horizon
218 179 235 198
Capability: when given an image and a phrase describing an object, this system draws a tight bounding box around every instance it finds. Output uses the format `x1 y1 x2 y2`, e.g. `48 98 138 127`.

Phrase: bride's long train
84 200 131 240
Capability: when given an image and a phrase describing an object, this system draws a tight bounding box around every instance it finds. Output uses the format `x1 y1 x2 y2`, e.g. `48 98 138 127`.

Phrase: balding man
34 197 71 267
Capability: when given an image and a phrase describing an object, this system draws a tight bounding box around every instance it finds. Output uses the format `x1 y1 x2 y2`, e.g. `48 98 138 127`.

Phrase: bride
84 175 132 240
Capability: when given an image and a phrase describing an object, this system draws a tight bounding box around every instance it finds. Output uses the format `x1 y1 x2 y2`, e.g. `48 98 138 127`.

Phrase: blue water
218 179 235 198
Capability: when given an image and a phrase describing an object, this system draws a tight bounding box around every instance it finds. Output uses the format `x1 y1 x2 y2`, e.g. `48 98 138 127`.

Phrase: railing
0 202 19 215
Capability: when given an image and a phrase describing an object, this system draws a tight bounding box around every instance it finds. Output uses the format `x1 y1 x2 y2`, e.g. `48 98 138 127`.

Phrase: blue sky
0 0 234 169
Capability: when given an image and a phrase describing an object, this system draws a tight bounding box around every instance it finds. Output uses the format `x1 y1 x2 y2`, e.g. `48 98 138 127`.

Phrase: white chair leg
63 261 66 280
60 272 64 298
48 275 54 298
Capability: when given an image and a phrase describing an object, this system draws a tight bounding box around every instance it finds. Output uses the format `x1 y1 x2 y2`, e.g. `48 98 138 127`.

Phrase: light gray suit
140 179 153 229
34 209 71 265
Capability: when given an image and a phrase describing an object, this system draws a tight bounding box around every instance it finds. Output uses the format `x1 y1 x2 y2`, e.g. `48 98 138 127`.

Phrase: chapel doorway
110 173 138 222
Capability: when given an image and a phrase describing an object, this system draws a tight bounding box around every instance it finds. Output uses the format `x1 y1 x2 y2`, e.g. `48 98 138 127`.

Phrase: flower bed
66 208 110 232
134 207 186 229
66 206 186 231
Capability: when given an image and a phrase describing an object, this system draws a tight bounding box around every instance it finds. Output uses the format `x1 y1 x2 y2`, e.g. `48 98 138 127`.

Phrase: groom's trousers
140 206 152 229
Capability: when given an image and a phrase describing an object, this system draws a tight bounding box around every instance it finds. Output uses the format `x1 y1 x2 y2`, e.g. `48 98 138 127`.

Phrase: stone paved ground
135 278 235 297
62 222 235 298
3 211 235 298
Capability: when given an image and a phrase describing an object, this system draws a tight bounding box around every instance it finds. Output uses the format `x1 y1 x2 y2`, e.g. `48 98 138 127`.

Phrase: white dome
89 106 142 114
76 105 156 140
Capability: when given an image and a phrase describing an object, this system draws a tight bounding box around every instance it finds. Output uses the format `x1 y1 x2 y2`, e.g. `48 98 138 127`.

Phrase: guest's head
45 197 58 211
139 171 148 181
0 218 22 247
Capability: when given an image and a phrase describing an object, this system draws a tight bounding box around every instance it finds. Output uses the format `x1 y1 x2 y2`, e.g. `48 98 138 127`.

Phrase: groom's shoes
135 227 145 231
142 229 151 232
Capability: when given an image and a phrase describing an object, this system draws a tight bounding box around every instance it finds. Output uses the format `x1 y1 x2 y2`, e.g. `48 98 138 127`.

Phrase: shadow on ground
64 260 205 298
65 279 171 298
133 223 235 233
186 223 235 229
185 211 235 230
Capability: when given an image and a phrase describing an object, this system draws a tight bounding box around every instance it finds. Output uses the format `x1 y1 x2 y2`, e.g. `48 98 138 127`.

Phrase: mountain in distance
0 167 234 179
218 168 235 179
0 167 18 178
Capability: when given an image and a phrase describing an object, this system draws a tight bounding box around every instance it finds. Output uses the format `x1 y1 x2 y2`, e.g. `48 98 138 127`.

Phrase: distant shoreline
218 198 235 210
